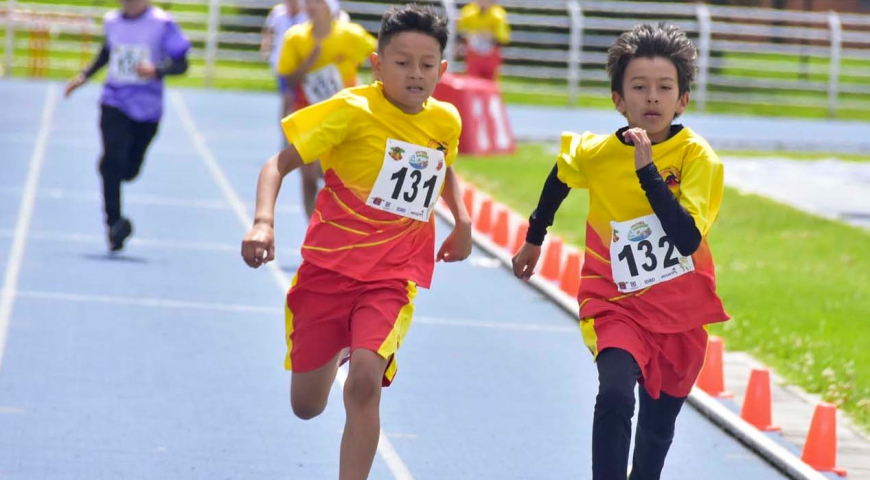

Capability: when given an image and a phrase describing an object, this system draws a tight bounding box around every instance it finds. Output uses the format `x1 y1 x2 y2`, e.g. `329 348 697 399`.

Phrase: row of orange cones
454 181 848 478
461 184 584 296
697 336 847 477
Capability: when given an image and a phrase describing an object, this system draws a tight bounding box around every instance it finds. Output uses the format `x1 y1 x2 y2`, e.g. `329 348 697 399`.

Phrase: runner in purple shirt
65 0 190 252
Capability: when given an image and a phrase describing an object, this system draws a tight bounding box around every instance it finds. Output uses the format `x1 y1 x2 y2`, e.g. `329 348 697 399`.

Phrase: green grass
4 35 870 121
455 143 870 430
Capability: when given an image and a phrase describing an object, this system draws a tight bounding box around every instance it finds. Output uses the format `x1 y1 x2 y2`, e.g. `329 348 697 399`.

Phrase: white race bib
609 213 695 293
366 139 446 222
108 44 151 84
302 64 343 104
468 34 495 54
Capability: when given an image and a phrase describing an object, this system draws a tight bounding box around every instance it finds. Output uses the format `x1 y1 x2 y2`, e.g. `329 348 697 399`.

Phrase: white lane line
11 290 277 315
0 85 58 372
415 316 575 333
0 187 301 214
0 229 302 256
4 288 571 333
169 92 416 480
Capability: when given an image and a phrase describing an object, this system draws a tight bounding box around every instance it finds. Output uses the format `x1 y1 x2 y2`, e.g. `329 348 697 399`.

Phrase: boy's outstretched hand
64 74 86 98
622 127 653 170
241 223 276 268
436 221 472 262
511 242 541 281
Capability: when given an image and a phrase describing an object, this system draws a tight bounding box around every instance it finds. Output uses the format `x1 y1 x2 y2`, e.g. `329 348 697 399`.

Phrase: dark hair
378 4 449 54
606 23 697 95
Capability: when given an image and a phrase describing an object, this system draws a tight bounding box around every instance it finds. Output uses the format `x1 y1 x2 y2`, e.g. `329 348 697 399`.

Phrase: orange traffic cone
512 219 529 253
696 336 732 398
475 196 493 234
462 185 475 219
540 236 563 281
740 368 780 432
559 249 583 296
491 206 510 248
801 403 847 476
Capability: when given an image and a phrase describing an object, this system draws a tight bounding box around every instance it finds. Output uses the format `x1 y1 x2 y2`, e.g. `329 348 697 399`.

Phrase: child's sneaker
108 217 133 252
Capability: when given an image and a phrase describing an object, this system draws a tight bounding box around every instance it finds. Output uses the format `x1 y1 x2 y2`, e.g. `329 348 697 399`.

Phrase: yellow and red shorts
465 46 502 80
284 261 417 387
580 314 708 399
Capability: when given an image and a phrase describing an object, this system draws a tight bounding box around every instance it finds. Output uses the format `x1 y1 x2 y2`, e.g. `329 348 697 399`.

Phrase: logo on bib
409 151 429 170
389 146 405 161
372 197 384 206
660 167 681 187
628 221 652 242
679 256 691 272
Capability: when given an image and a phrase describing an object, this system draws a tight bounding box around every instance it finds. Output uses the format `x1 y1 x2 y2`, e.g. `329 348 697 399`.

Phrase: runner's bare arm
286 43 323 89
253 145 306 227
436 168 472 262
242 145 305 268
440 167 471 229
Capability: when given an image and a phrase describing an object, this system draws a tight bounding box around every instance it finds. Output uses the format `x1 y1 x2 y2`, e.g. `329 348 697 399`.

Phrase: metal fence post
566 0 582 104
204 0 220 87
827 10 842 118
441 0 457 69
695 3 711 113
4 0 16 75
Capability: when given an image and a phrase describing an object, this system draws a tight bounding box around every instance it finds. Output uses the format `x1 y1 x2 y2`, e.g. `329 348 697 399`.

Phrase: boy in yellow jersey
456 0 510 80
512 23 728 480
242 5 471 479
276 0 378 218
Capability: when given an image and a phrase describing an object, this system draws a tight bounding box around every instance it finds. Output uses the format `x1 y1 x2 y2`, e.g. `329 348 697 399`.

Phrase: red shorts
284 261 417 386
580 314 708 399
465 47 502 80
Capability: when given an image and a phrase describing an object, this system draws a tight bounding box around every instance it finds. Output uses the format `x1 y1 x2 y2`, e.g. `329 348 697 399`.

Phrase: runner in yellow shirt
457 0 510 80
276 0 377 219
512 24 728 480
242 5 472 479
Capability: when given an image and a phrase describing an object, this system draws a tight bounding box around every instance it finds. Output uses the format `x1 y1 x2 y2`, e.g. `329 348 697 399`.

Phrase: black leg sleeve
629 388 686 480
593 348 642 480
124 120 159 181
98 106 135 226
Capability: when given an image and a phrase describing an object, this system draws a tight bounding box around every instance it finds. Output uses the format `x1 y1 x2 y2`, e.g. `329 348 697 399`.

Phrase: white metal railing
2 0 870 117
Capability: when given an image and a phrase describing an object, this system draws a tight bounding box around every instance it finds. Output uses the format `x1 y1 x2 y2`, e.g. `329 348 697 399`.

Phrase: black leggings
98 105 158 226
593 348 686 480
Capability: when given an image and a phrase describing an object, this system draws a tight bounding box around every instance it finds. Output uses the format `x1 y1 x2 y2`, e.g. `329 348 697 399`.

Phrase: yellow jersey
457 3 511 47
281 82 462 288
557 126 729 332
277 20 377 106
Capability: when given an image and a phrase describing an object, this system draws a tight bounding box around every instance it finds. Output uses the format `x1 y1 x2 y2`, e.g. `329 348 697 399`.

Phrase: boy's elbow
674 229 702 257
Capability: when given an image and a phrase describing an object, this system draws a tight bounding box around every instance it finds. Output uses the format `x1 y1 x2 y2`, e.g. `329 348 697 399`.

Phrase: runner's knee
343 353 384 408
291 395 327 420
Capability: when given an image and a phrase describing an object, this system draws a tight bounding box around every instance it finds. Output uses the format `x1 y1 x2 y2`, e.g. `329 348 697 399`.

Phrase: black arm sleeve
525 165 571 246
155 54 189 78
636 163 701 256
82 43 110 78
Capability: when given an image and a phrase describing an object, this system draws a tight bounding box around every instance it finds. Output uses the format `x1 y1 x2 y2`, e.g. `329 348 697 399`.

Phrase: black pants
98 105 159 226
593 348 686 480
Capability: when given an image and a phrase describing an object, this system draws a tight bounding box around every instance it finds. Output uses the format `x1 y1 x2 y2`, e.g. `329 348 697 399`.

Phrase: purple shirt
100 6 190 122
